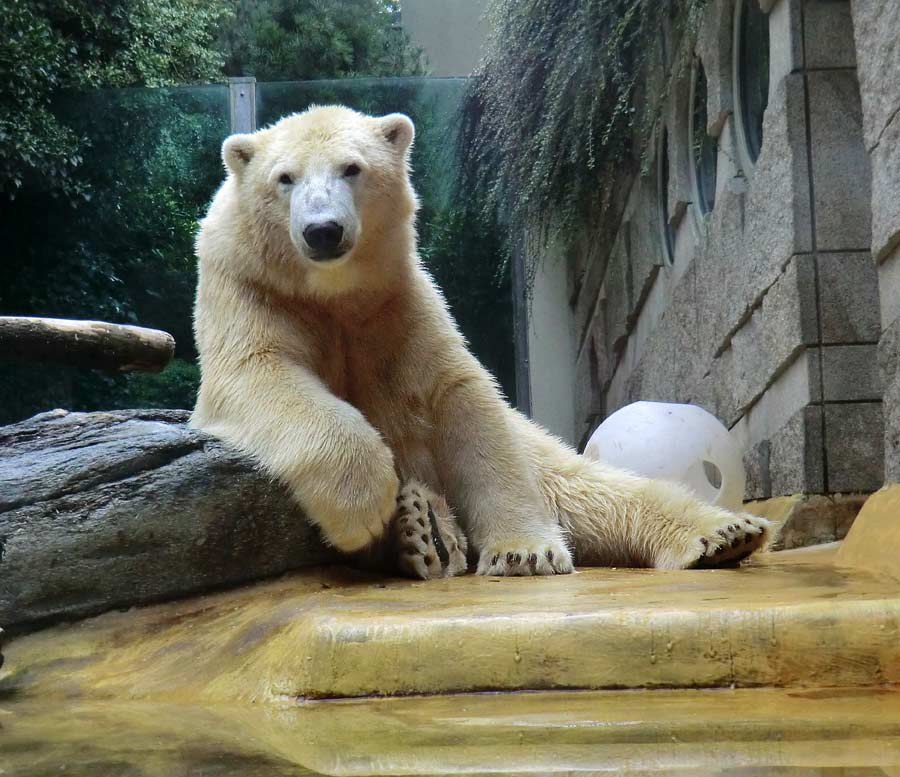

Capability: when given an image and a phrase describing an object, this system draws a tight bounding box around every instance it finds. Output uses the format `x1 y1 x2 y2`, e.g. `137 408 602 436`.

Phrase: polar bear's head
221 106 416 272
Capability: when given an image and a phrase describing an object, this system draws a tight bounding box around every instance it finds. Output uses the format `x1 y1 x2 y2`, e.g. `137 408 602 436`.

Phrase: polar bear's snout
302 221 345 260
288 172 359 264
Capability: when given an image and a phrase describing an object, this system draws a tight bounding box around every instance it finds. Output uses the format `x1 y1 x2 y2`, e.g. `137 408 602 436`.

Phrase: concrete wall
562 0 884 498
401 0 489 77
527 242 578 445
851 0 900 484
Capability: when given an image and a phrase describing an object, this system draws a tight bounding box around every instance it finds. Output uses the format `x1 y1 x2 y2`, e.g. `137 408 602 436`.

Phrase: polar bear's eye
343 164 361 178
278 173 293 185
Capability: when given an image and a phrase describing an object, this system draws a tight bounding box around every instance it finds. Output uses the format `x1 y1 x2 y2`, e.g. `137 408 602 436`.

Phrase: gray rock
771 493 867 550
0 409 335 631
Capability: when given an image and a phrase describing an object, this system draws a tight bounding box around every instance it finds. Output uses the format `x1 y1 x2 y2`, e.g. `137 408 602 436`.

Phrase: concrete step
2 543 899 702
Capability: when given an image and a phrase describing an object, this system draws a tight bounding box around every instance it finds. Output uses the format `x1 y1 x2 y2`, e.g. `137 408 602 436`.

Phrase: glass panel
0 85 230 423
1 77 515 422
692 63 718 215
257 77 515 402
739 0 770 162
257 77 466 211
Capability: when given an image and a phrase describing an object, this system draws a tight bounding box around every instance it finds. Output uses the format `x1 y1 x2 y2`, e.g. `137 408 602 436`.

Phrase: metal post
510 245 532 417
228 77 257 134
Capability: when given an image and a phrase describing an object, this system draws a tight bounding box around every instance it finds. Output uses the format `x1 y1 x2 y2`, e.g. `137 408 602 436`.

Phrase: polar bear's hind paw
691 513 770 567
391 481 468 580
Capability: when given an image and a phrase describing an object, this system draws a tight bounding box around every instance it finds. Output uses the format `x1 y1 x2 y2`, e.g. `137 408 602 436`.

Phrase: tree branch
0 317 175 372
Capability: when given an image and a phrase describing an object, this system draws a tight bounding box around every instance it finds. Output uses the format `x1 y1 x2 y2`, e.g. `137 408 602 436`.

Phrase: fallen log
0 317 175 372
0 409 335 631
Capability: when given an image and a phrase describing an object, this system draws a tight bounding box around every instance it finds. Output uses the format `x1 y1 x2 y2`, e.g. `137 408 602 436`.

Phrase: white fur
192 106 770 574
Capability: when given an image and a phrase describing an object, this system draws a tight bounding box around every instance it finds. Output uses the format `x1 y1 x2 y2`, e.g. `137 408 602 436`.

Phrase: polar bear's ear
378 113 415 154
222 133 257 175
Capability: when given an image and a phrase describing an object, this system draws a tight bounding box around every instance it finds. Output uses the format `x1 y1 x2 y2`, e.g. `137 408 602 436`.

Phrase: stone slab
804 0 856 69
851 0 900 152
769 404 824 495
880 316 900 481
818 252 881 343
807 70 872 252
822 344 882 401
870 108 900 261
825 401 884 493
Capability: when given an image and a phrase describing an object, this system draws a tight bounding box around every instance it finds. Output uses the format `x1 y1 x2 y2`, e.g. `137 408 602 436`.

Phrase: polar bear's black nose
303 221 344 259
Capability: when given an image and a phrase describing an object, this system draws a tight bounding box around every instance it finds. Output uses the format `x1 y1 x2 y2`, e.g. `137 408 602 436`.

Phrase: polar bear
192 105 770 578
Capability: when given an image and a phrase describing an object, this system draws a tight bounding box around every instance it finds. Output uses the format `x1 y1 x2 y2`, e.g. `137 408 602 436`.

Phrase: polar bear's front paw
391 481 468 580
476 538 574 576
658 512 771 569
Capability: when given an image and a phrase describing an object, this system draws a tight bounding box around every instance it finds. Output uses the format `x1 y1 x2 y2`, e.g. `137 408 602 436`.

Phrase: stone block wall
851 0 900 483
565 0 885 501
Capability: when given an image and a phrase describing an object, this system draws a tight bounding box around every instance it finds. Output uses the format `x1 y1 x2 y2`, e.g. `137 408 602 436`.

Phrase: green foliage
0 0 230 201
220 0 424 81
1 76 517 420
0 85 228 421
121 359 201 409
459 0 707 268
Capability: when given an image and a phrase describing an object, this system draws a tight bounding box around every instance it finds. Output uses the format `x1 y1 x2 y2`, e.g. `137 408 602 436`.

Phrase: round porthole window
657 126 675 265
734 0 770 165
691 62 717 216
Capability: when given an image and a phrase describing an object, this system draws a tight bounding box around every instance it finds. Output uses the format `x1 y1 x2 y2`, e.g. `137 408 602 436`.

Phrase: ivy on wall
458 0 708 280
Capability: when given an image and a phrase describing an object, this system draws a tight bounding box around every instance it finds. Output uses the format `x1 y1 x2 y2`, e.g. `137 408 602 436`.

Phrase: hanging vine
458 0 708 281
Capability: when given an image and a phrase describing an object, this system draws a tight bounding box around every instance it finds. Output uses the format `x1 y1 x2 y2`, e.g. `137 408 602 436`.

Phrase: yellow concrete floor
3 687 900 775
2 487 900 775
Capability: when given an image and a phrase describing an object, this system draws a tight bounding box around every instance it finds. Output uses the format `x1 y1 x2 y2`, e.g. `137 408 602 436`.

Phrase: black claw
417 517 426 527
700 537 709 547
413 501 423 511
491 554 500 565
527 553 538 566
546 550 554 561
421 533 429 544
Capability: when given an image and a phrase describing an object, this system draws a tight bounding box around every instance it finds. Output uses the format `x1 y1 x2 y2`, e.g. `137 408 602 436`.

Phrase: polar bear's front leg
194 356 399 553
432 373 574 576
